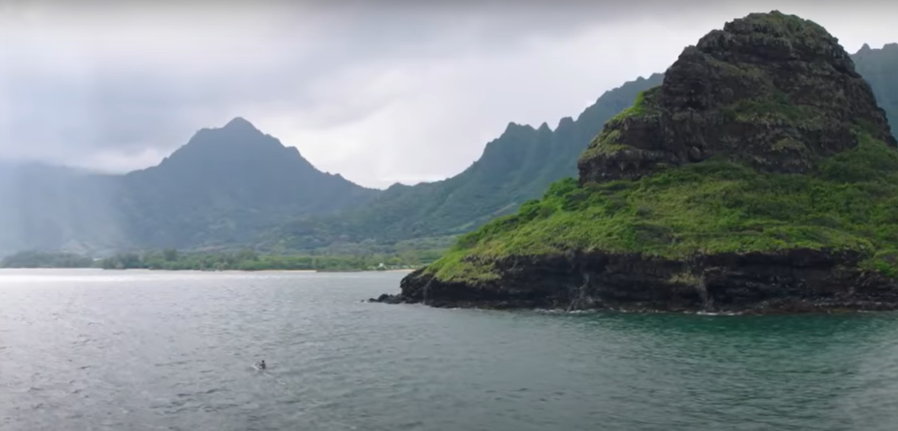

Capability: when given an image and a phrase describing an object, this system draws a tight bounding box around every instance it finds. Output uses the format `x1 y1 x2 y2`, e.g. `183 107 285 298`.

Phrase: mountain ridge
0 117 379 255
1 42 896 256
266 73 666 251
268 45 898 253
118 117 381 249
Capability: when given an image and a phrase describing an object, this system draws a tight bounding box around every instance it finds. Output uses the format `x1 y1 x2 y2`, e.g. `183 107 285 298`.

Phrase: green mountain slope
0 118 379 255
118 118 381 249
269 74 664 250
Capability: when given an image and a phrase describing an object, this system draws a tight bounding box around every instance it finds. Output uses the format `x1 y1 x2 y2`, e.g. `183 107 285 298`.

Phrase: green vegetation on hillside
119 118 379 250
270 74 666 250
428 131 898 283
0 248 439 272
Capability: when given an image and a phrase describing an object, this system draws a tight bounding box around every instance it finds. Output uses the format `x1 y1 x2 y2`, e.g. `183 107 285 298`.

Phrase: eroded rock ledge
372 249 898 314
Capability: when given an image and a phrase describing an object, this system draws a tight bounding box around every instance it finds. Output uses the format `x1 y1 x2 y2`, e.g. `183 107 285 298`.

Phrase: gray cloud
1 0 896 186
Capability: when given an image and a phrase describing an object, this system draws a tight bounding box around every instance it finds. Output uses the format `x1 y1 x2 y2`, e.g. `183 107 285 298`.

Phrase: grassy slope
427 129 898 284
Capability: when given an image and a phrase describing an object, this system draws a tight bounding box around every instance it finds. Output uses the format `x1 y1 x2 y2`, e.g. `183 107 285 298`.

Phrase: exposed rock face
578 11 896 184
376 249 898 313
373 11 898 314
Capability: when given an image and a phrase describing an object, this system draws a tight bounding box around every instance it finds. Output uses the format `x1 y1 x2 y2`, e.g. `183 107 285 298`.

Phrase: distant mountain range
118 117 378 250
0 45 894 256
0 118 378 256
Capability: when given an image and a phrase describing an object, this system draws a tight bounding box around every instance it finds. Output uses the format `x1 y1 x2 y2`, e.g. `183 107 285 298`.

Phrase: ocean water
1 269 897 431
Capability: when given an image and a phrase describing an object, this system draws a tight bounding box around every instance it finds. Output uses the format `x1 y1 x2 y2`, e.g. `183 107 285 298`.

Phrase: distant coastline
0 267 417 274
0 250 432 273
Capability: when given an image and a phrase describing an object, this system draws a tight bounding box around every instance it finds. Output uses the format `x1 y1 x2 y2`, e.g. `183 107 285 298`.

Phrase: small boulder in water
369 294 404 304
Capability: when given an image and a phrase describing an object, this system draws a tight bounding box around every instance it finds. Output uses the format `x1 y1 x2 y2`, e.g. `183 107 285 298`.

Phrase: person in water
257 360 266 370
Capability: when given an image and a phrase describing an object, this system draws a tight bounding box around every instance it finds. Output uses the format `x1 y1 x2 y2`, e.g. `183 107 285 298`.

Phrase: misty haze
3 1 898 430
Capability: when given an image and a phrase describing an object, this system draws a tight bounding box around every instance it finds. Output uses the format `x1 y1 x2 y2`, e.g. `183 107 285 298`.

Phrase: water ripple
2 270 898 430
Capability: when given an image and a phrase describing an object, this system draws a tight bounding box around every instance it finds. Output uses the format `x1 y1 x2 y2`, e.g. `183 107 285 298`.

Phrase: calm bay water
2 269 898 430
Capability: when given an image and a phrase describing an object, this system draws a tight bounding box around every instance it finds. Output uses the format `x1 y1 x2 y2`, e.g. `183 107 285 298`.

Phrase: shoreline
368 294 897 316
370 294 898 315
376 249 898 315
0 267 417 274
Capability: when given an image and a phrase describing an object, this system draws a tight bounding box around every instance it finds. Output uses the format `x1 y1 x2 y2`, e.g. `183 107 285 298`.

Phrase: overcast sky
1 0 895 188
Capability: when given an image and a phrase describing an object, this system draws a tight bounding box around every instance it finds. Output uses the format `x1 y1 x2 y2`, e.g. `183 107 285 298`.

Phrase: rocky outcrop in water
372 11 898 314
375 249 898 313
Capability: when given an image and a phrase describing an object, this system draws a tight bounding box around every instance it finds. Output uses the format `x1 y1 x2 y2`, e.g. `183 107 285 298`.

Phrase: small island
373 11 898 314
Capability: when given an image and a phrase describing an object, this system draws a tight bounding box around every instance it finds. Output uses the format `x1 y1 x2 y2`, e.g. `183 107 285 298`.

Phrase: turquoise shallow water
1 269 898 431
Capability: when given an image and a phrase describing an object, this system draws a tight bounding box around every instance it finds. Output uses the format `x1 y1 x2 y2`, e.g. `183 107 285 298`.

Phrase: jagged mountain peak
579 10 895 184
217 116 257 131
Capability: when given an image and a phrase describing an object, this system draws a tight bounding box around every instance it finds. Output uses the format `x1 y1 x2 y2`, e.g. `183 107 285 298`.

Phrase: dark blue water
1 269 897 430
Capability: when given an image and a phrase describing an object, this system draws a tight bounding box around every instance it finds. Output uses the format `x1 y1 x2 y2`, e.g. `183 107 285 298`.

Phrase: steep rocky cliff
374 11 898 314
578 12 895 184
